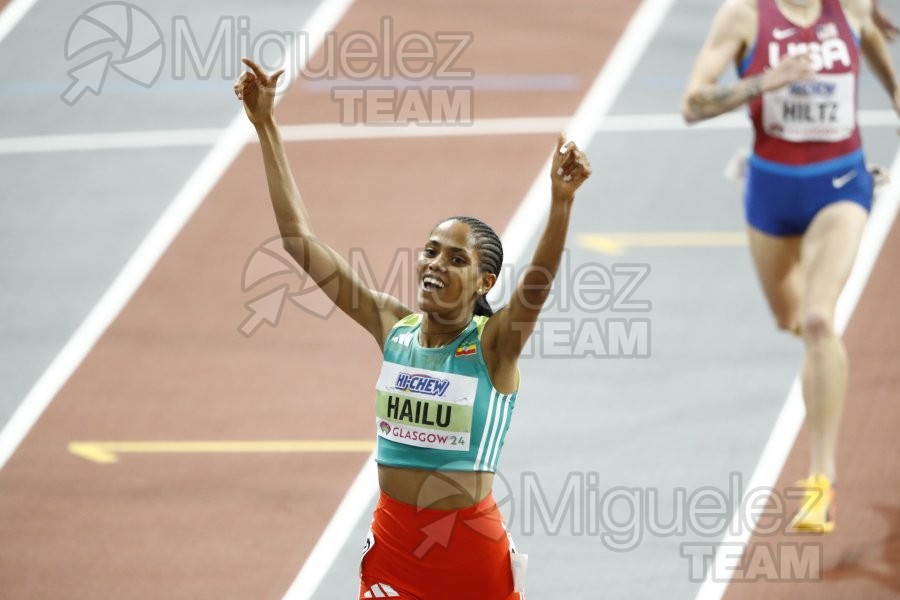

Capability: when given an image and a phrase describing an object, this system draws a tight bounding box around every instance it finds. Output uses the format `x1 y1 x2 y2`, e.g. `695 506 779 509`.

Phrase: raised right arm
236 58 412 347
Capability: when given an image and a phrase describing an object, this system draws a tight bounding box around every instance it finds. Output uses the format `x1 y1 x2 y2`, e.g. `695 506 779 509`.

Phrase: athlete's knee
802 309 834 343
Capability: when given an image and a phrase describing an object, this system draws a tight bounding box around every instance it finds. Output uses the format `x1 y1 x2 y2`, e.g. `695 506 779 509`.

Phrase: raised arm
482 133 591 381
235 58 411 347
681 0 814 123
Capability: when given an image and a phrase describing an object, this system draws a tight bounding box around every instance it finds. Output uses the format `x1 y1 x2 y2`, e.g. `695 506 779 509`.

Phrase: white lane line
0 0 357 471
694 149 900 600
0 117 570 154
282 0 678 599
2 111 895 154
493 0 679 303
0 0 39 46
0 129 223 154
280 454 377 599
280 116 569 140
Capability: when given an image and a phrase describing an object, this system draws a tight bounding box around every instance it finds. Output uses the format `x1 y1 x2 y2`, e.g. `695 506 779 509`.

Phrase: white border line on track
282 0 679 597
0 0 357 469
0 0 39 46
495 0 679 303
3 111 895 155
0 117 570 154
694 150 900 600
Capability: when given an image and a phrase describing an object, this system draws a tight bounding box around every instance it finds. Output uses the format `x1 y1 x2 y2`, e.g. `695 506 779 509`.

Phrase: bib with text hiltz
375 361 479 451
762 72 855 143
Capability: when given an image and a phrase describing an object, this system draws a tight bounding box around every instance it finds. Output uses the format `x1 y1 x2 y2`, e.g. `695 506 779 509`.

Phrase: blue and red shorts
359 491 524 600
744 150 873 237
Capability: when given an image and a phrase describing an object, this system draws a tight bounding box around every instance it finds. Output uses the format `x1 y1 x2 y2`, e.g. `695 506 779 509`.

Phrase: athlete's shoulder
839 0 873 26
721 0 758 22
391 313 422 329
712 0 758 45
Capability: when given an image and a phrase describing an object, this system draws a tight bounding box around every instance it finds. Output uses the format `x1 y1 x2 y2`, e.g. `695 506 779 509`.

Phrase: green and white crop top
375 314 517 472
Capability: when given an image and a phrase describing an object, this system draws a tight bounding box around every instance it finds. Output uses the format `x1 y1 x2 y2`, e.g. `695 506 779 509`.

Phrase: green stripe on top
374 315 517 472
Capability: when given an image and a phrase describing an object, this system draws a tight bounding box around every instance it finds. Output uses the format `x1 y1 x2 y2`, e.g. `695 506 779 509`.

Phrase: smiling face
416 220 491 321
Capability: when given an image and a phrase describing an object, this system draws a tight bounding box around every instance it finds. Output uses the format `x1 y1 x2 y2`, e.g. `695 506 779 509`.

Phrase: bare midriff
378 464 495 510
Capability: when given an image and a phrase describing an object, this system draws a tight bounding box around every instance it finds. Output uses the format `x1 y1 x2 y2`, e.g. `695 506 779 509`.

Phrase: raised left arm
482 134 591 378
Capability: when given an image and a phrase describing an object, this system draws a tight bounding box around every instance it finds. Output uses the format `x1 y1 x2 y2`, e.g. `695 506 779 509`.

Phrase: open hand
234 57 285 126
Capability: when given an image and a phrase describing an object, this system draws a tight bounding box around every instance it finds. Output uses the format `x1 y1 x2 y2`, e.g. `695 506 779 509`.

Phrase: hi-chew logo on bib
395 372 450 396
378 361 478 406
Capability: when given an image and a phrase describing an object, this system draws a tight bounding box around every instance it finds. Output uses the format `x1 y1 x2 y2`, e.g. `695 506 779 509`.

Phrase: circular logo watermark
62 2 165 105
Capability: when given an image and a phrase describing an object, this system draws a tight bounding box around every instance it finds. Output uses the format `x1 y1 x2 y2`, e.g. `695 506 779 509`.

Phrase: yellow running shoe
790 474 836 533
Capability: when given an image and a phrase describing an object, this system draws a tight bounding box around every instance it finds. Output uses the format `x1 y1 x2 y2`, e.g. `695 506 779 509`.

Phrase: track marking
2 111 895 155
0 0 357 471
0 117 569 154
694 149 900 600
68 440 375 464
0 0 39 46
282 454 379 599
0 128 223 154
578 231 747 255
282 0 679 598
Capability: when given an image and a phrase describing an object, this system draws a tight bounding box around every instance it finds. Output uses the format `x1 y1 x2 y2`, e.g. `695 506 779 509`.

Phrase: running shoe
790 474 836 533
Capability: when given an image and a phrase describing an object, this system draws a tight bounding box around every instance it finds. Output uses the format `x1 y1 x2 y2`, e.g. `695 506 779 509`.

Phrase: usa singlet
374 314 517 472
738 0 873 236
740 0 861 163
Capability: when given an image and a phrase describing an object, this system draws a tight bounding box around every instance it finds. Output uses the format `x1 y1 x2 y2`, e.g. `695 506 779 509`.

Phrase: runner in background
681 0 899 532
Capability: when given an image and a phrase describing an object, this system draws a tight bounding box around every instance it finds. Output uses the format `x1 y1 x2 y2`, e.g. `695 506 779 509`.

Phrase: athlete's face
416 220 485 318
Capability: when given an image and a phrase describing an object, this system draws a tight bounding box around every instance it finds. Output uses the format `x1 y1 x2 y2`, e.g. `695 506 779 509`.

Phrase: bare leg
747 227 803 333
798 201 868 482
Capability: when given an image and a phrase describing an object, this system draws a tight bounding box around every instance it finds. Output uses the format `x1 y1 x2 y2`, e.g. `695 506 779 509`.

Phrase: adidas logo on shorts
362 582 400 598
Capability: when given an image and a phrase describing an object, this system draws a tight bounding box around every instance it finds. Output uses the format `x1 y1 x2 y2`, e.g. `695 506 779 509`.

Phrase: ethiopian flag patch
455 343 476 357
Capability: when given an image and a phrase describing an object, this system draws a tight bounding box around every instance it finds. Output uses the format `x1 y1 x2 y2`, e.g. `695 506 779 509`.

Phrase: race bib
375 361 478 451
762 72 855 142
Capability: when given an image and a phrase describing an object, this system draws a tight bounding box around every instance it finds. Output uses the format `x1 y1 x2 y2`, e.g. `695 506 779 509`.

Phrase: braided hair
443 216 503 317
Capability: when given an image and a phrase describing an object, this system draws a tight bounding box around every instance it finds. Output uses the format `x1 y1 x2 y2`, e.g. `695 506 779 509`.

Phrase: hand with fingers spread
234 57 286 126
550 133 592 202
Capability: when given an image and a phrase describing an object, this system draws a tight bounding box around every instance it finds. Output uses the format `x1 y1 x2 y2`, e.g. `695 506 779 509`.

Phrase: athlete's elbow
681 99 702 124
281 233 311 262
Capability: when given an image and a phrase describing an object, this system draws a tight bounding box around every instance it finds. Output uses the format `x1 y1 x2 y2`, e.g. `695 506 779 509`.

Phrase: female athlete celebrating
682 0 899 532
235 57 591 598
